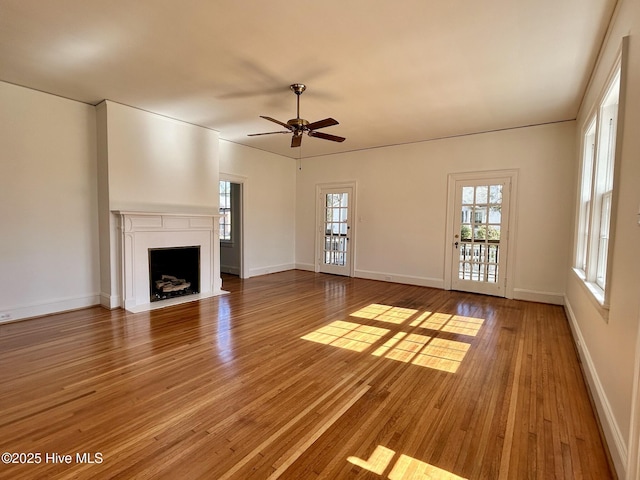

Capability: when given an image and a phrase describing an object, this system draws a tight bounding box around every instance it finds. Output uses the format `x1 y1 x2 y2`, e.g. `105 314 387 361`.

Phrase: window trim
573 40 627 315
572 267 609 321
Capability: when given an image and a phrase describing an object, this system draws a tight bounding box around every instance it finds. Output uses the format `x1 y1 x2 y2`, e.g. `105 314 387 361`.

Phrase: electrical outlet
384 276 392 281
0 313 12 321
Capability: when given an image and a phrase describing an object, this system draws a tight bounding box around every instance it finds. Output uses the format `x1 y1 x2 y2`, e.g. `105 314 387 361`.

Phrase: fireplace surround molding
114 211 223 312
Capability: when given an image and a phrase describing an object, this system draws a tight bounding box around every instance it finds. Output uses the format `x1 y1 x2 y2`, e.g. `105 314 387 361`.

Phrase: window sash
576 124 595 273
574 62 620 303
596 191 612 289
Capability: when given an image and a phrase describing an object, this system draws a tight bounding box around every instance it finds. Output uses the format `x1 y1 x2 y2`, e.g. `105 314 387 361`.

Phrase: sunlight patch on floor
348 444 468 479
350 304 418 324
389 454 468 479
300 320 389 352
302 305 483 373
373 333 470 373
347 445 395 475
372 332 430 360
410 312 484 337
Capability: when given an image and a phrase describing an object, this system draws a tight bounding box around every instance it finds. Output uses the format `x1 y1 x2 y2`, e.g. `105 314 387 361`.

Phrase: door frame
315 182 357 277
444 169 518 298
220 172 247 279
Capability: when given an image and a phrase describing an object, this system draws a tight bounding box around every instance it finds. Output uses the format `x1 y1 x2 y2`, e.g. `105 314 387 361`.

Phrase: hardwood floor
0 271 613 479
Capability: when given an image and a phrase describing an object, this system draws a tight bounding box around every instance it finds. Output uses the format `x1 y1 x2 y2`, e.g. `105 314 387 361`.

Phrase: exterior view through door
317 185 353 276
450 175 512 297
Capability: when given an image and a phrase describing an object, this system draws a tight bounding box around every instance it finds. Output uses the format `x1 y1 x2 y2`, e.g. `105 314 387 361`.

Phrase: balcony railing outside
458 240 499 283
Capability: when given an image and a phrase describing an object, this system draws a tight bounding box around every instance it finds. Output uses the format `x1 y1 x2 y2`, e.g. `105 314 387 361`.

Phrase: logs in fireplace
155 275 191 293
149 246 200 302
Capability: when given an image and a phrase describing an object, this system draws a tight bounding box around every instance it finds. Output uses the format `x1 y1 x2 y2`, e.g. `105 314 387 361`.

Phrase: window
219 180 231 241
575 61 621 303
576 119 595 272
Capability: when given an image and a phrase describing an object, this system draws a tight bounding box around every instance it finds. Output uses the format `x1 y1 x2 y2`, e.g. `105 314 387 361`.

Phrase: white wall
219 141 296 278
103 101 218 213
97 101 220 306
0 82 100 321
296 122 575 303
564 0 640 477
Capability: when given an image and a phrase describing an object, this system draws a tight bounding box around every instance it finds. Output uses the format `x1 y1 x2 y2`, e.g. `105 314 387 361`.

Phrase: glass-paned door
451 179 510 296
317 186 353 276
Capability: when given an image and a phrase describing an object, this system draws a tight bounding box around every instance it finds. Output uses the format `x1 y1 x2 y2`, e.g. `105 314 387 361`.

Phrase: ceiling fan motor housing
287 118 309 130
290 83 306 95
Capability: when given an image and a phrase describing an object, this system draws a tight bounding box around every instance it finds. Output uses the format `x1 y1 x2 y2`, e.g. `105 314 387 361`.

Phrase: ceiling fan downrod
290 83 306 120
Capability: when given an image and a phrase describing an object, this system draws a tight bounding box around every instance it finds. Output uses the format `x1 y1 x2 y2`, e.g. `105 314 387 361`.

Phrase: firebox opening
149 246 200 302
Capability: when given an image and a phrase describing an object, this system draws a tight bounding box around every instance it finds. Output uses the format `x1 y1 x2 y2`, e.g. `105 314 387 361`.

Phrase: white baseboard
564 296 627 478
100 292 120 309
0 293 101 323
220 264 241 275
513 288 564 305
294 263 316 272
248 263 295 278
355 269 444 289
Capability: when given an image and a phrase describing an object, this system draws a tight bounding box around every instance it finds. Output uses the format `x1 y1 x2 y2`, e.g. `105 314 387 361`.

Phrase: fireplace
149 246 200 302
113 211 223 312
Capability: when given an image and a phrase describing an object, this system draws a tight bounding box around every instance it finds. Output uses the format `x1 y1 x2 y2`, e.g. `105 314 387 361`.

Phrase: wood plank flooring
0 271 613 479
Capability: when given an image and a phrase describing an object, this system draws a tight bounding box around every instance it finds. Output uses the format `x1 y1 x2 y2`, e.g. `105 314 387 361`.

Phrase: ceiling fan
248 84 345 148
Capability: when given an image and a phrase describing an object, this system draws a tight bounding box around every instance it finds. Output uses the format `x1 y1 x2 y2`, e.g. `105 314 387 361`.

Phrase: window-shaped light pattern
348 444 468 479
301 304 484 374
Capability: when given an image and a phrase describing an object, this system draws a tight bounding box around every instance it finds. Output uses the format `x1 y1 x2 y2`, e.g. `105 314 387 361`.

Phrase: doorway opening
219 178 244 278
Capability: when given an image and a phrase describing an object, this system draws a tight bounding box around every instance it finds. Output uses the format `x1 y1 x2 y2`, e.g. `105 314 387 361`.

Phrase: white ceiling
0 0 616 159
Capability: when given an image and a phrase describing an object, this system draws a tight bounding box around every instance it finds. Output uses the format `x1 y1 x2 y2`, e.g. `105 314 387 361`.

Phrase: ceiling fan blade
291 134 303 148
260 116 293 130
308 131 346 143
306 117 339 130
247 130 290 136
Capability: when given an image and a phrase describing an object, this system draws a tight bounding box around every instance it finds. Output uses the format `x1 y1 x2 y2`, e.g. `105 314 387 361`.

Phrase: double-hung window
219 180 232 242
575 59 621 306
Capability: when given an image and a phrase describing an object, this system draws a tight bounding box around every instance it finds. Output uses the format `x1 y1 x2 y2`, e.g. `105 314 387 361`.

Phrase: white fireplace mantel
114 211 224 312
